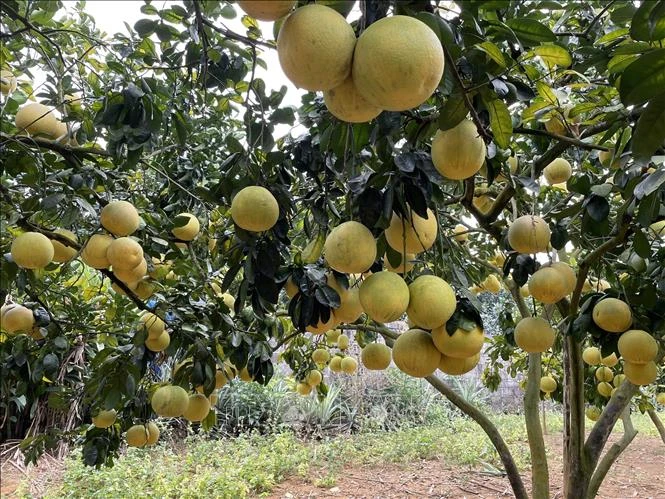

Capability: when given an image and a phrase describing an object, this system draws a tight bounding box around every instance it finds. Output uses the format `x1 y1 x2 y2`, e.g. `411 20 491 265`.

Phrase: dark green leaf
437 94 468 131
630 1 665 41
619 49 665 106
484 98 512 149
632 92 665 161
633 229 651 258
134 19 157 37
585 195 610 222
506 18 556 45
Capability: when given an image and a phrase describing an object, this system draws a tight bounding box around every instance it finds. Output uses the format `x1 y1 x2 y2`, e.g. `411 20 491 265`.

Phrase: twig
514 127 609 151
202 19 274 49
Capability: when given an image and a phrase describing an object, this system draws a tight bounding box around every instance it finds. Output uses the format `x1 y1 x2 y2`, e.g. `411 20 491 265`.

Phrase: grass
19 411 663 499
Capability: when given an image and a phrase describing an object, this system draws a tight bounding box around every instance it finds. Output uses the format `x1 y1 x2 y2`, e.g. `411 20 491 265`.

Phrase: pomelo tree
1 1 664 498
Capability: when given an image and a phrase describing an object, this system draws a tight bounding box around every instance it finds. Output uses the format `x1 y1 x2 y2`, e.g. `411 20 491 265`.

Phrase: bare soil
270 434 665 499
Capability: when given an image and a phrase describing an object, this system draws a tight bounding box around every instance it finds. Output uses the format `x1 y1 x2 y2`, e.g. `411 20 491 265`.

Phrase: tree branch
514 127 609 151
647 409 665 445
0 132 110 157
201 18 274 50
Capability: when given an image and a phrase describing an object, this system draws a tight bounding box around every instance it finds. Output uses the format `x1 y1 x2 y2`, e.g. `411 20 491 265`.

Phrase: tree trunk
587 408 637 498
563 335 589 498
647 409 665 444
525 353 549 499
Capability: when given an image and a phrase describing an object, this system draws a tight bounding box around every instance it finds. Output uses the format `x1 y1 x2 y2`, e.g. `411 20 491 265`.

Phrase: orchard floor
270 434 665 499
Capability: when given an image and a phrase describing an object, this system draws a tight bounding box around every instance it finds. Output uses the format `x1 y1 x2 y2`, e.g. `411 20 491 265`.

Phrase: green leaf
607 54 639 75
485 98 512 149
630 1 665 42
134 19 157 37
437 94 468 131
506 18 556 46
594 28 629 46
632 92 665 161
533 44 572 67
476 41 506 67
619 49 665 106
416 12 456 52
633 229 651 258
536 82 558 106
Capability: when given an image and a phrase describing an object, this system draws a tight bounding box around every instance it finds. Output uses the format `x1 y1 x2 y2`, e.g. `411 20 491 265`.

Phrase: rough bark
587 408 637 498
525 353 549 499
647 409 665 444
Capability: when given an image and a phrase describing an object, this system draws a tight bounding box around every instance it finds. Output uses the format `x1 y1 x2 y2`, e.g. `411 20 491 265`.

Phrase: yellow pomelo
543 158 572 185
508 156 519 174
231 186 279 232
107 237 144 271
183 394 211 422
145 421 160 446
514 317 555 353
114 258 147 283
64 94 83 113
215 370 230 389
296 382 312 395
544 262 576 295
145 331 170 352
312 348 330 364
126 425 148 448
392 329 441 377
92 409 117 429
0 305 34 334
329 356 343 372
361 343 392 370
50 229 78 263
209 393 219 406
285 277 299 298
520 285 530 297
306 311 339 334
592 298 632 333
618 329 658 364
508 215 551 254
326 329 341 344
656 392 665 405
582 346 602 365
472 194 493 214
140 313 165 339
151 385 189 417
432 324 484 359
327 274 364 323
81 234 113 269
277 4 356 91
306 369 323 387
135 279 155 300
406 275 456 329
438 352 480 376
221 293 235 315
598 148 621 169
453 224 469 243
0 69 17 95
237 0 295 20
324 221 377 274
337 333 350 350
353 16 444 111
384 208 438 254
648 220 665 238
597 381 613 398
529 267 567 304
432 120 487 180
481 275 502 294
613 374 626 388
238 367 253 382
171 213 200 241
341 356 358 374
540 376 557 393
11 232 54 269
601 352 619 367
383 251 416 274
595 366 613 383
624 361 657 386
100 200 140 237
323 76 381 123
15 103 59 136
586 406 601 421
359 271 409 323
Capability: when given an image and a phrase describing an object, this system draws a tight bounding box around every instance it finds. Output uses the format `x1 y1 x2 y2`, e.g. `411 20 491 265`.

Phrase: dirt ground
2 434 663 498
270 434 665 499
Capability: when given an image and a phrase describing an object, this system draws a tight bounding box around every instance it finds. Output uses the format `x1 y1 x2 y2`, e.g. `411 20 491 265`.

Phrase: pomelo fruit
151 385 189 417
145 331 170 352
81 234 113 269
1 305 35 335
453 224 469 243
15 103 59 136
140 313 165 339
50 229 78 263
543 158 572 185
231 186 279 232
126 424 148 447
432 324 484 359
592 298 632 333
312 348 330 365
11 232 54 269
601 352 619 368
106 237 144 271
337 333 350 350
406 275 456 329
237 0 296 20
432 120 487 180
327 274 364 323
100 200 140 237
306 369 323 386
618 330 658 365
359 271 410 323
383 252 416 274
595 366 613 383
183 393 211 422
586 406 601 421
392 329 441 378
323 76 382 123
508 215 551 254
296 382 312 395
582 346 602 365
145 421 160 445
361 343 391 370
277 4 356 91
384 208 438 254
597 381 613 398
514 317 555 353
353 15 444 111
341 356 358 374
329 355 343 372
623 361 657 386
528 267 567 304
540 376 557 393
0 69 17 95
438 352 479 375
324 221 377 274
92 409 117 429
171 213 200 241
306 312 339 334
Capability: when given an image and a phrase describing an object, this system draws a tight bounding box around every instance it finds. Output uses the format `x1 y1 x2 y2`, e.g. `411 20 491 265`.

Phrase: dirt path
270 434 665 498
